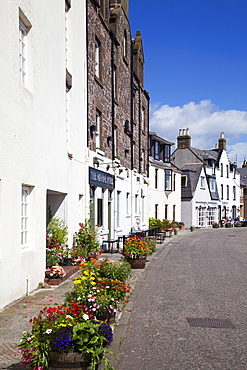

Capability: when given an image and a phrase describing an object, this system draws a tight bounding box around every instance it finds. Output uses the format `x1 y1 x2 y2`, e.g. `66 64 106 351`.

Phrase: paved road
115 228 247 370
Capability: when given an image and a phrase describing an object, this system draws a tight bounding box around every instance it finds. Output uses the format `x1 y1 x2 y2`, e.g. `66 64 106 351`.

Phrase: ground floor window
21 186 30 247
207 207 215 226
198 206 206 227
155 204 158 219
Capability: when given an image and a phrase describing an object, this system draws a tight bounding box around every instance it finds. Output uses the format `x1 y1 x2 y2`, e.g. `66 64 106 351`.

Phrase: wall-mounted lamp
93 157 99 167
90 125 97 132
107 136 113 145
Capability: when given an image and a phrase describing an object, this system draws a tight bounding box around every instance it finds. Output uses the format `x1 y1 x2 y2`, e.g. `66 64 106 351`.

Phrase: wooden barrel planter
126 256 146 269
96 311 116 324
48 352 91 370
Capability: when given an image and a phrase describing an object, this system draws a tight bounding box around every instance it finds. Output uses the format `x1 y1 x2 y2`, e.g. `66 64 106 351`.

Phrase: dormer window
164 145 170 162
154 141 159 160
181 175 187 187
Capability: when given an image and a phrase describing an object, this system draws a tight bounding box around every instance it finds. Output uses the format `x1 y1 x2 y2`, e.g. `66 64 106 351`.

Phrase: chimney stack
242 159 247 168
177 128 191 149
218 132 226 151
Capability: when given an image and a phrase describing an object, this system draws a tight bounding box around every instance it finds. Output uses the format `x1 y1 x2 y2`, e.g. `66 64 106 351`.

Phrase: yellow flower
73 279 81 284
90 282 96 285
89 276 95 280
83 271 89 275
81 276 87 280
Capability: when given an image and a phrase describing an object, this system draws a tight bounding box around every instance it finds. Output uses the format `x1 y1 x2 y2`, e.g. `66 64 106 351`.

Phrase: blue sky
129 0 247 166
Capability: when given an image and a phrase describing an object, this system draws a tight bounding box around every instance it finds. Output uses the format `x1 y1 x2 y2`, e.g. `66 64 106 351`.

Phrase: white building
171 130 240 228
0 0 88 310
148 133 181 223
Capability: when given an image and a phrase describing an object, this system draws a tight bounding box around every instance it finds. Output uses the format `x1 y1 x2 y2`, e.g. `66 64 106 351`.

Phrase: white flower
46 329 52 334
83 314 89 321
66 315 72 319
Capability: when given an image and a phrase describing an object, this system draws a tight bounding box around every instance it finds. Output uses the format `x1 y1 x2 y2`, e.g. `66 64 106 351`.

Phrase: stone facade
87 0 150 239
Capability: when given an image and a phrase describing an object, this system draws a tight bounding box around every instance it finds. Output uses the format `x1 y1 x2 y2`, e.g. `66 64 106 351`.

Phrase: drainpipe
130 39 135 227
110 30 115 161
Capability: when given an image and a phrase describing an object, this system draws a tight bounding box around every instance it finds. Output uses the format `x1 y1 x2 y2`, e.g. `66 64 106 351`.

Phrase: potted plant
122 236 156 269
46 216 68 267
19 303 114 370
73 222 100 260
97 259 132 281
65 260 131 322
178 222 185 230
45 266 66 279
212 222 219 228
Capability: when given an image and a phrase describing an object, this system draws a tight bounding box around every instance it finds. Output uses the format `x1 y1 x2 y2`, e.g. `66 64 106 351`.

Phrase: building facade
87 0 150 241
0 0 88 310
171 130 240 228
148 132 181 222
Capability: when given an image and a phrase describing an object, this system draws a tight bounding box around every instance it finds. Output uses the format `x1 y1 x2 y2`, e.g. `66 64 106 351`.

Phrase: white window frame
116 191 121 227
126 192 130 215
19 19 27 85
19 9 31 86
135 194 138 214
198 206 206 227
95 37 100 78
200 176 205 189
95 109 101 149
165 169 172 191
21 186 30 248
210 178 215 192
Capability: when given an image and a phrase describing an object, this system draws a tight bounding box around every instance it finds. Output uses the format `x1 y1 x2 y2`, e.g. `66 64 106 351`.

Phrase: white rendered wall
0 1 87 310
148 164 182 223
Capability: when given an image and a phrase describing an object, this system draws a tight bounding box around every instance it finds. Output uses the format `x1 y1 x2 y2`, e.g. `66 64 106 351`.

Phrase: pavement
0 229 189 369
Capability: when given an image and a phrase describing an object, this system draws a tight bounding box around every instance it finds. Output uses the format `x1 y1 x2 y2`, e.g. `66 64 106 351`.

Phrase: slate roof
149 157 179 171
181 163 203 199
238 167 247 187
190 147 220 164
181 163 219 200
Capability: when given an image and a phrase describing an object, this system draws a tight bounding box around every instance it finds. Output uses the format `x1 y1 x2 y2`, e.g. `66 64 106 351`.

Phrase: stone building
238 160 247 219
87 0 149 241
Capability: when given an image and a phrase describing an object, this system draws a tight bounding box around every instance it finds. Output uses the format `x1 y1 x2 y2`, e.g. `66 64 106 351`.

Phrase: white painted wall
205 151 240 220
0 1 87 310
148 164 182 223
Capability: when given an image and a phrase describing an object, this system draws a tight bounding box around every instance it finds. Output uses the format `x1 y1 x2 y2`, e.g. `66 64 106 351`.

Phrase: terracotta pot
48 351 91 370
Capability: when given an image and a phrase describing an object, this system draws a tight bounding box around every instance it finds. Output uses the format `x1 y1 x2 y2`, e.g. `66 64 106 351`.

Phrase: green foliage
73 221 100 259
46 217 68 247
123 236 157 259
161 219 172 229
148 217 162 228
98 259 132 281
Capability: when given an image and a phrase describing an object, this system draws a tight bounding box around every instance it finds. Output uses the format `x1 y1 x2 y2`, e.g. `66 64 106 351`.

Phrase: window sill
94 75 104 88
123 56 129 66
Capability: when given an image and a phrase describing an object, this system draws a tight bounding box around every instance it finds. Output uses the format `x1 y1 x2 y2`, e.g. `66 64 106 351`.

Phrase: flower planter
44 266 80 286
96 311 116 324
48 351 91 370
126 256 146 269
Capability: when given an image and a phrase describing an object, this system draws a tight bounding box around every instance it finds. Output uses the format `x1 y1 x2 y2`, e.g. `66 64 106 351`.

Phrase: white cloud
150 99 247 167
